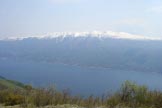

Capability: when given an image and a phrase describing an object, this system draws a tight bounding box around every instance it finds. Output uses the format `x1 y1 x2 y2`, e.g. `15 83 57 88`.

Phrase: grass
0 77 25 89
0 104 84 108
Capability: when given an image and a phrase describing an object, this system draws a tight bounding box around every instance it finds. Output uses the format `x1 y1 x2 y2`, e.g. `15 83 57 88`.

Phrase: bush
119 80 148 107
5 93 24 106
32 87 56 106
0 90 24 106
107 95 120 108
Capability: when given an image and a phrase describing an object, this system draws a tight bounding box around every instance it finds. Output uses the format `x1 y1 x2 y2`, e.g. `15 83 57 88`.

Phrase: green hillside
0 76 25 90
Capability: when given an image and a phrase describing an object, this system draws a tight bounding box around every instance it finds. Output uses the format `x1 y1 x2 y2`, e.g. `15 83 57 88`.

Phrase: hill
0 75 25 90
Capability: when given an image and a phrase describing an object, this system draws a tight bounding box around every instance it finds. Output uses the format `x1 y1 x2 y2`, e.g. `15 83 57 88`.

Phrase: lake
0 59 162 96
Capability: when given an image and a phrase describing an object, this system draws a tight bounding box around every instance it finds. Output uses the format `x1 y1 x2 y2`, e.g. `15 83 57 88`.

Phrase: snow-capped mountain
1 31 162 41
0 31 162 73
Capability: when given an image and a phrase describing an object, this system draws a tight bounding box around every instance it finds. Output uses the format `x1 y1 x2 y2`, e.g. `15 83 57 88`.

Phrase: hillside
0 75 25 90
1 79 162 108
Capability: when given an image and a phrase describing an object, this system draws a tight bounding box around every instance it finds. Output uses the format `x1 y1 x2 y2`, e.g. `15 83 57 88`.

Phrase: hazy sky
0 0 162 37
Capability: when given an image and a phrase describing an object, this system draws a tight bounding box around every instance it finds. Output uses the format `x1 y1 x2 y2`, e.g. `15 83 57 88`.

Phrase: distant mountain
0 31 162 73
1 32 162 94
0 75 25 90
1 31 162 41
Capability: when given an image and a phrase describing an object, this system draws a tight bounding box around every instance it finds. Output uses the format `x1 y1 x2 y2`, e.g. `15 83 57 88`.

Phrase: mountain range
0 31 162 73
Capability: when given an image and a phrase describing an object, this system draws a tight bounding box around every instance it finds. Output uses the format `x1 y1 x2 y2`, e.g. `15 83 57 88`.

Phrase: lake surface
0 59 162 96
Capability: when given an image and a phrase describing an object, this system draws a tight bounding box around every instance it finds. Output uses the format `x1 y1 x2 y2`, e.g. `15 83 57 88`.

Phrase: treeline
1 81 162 108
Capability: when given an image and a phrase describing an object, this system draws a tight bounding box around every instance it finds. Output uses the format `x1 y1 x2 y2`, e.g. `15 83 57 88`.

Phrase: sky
0 0 162 38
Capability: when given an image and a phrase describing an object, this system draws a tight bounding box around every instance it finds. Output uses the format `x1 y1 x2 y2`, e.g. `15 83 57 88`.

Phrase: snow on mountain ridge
1 31 162 41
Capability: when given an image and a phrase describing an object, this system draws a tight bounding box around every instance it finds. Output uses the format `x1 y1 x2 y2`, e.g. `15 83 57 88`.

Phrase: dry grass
0 104 85 108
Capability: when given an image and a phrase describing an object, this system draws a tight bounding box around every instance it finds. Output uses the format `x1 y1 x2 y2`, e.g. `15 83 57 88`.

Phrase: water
0 59 162 96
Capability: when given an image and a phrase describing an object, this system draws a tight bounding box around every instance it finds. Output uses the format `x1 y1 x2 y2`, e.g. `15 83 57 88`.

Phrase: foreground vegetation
1 79 162 108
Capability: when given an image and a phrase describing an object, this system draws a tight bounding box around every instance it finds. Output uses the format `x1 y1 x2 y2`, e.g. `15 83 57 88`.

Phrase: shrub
119 80 148 107
5 92 24 106
107 95 120 108
32 86 56 106
0 89 27 106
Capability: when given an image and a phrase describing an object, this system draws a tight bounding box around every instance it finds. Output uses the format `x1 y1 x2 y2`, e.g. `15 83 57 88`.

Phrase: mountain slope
0 76 25 90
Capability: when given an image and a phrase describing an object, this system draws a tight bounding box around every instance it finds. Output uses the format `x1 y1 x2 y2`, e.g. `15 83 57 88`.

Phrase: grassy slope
0 76 25 89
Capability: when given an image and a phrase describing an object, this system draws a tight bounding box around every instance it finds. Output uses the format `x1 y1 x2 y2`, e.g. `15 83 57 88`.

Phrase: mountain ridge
1 31 162 41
